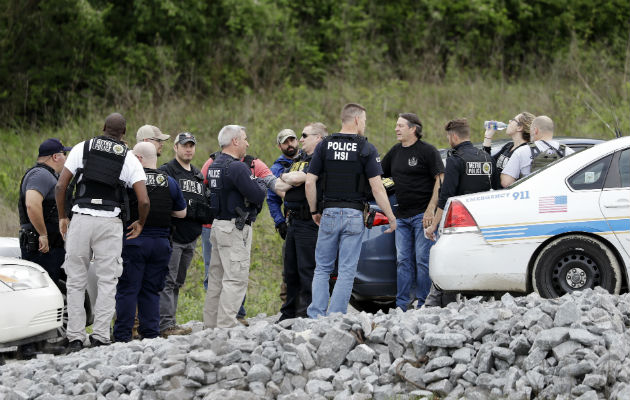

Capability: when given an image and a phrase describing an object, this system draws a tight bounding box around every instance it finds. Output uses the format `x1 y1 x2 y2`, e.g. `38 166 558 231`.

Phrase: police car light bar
443 200 478 229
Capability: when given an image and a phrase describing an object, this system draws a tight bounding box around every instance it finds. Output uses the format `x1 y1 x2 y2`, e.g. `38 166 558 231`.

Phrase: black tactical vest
73 136 127 211
284 154 321 215
448 144 494 195
161 159 211 224
206 154 236 220
18 163 59 227
320 134 369 210
128 168 172 228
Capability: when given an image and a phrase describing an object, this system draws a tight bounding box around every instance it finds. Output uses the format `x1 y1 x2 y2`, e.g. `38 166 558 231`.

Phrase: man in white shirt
500 115 574 187
55 113 149 352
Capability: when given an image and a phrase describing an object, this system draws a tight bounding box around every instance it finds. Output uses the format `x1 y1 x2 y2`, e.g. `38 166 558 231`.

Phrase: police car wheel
532 235 621 298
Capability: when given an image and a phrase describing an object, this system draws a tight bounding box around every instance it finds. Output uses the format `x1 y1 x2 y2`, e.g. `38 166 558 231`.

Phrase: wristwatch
311 210 319 215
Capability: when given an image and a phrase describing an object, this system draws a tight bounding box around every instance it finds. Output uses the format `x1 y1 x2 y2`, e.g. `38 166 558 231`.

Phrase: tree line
1 0 628 124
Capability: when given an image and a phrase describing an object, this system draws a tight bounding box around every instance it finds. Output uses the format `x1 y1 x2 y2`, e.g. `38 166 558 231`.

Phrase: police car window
568 154 612 191
619 149 630 187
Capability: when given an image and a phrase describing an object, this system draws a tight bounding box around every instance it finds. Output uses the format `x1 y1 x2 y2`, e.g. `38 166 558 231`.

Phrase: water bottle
484 120 508 131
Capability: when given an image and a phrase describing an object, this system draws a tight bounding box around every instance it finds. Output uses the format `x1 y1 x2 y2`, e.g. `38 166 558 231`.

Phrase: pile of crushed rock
2 287 630 400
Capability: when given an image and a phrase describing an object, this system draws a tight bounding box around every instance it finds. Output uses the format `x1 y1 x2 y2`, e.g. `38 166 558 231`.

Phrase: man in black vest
276 122 328 321
113 143 187 342
19 138 71 290
158 132 209 337
305 103 397 317
425 118 495 306
203 125 267 328
55 113 149 352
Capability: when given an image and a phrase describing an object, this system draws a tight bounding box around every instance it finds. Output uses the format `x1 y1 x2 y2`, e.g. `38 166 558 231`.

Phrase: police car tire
532 234 621 298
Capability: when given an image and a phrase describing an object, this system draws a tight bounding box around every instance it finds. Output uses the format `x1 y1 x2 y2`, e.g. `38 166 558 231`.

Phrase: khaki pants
63 214 123 343
203 219 252 329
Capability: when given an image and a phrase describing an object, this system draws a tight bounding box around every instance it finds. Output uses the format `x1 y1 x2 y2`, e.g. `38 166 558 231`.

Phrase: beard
282 146 298 157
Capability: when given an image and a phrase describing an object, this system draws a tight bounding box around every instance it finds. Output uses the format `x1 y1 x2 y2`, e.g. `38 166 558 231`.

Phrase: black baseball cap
175 132 196 145
38 138 72 157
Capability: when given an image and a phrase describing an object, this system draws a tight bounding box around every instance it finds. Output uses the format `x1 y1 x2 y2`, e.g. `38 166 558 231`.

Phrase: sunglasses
301 132 312 139
148 138 166 143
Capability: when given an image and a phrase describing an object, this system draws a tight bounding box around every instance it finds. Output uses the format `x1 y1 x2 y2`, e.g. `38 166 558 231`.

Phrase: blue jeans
308 208 364 318
202 226 246 318
395 212 434 310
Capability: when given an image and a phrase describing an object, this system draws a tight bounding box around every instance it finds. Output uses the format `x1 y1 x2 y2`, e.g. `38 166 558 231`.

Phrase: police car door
599 148 630 257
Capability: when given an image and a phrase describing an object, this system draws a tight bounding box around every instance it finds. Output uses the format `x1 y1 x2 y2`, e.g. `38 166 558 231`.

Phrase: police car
430 136 630 298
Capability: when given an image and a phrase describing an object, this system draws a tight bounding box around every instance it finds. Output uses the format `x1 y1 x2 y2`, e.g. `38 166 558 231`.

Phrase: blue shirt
267 154 295 226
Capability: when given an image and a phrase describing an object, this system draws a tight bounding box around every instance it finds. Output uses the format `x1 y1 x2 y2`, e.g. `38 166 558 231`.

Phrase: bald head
103 113 126 139
133 141 157 169
531 115 554 141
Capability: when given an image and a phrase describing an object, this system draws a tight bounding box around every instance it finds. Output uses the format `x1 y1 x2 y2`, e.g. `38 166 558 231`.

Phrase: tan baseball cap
136 125 170 142
277 129 297 145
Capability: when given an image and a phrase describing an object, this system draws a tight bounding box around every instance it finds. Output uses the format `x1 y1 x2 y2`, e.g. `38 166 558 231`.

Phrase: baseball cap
175 132 197 145
277 129 297 145
136 125 170 142
38 138 72 157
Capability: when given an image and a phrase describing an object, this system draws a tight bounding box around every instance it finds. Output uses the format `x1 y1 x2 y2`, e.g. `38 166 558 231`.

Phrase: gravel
3 287 630 399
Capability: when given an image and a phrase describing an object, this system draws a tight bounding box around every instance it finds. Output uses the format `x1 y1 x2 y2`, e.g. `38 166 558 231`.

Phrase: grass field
1 72 627 322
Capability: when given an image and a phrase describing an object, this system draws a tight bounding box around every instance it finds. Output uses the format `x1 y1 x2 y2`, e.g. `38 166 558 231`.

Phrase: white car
0 257 64 347
430 136 630 298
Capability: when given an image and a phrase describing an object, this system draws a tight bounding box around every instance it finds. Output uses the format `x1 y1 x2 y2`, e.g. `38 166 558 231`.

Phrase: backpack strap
540 140 564 157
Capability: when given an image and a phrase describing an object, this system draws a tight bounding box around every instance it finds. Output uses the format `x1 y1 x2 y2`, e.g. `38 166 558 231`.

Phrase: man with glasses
19 138 72 291
158 132 210 337
136 125 170 157
276 122 328 321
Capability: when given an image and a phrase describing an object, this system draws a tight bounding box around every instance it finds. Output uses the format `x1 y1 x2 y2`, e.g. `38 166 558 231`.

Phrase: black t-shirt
381 140 444 218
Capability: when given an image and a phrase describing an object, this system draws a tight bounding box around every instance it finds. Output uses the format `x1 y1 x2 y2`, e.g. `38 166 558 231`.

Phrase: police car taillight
444 200 478 229
372 212 389 226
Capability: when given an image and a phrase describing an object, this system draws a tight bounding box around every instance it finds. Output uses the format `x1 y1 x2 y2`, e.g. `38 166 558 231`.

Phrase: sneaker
237 316 249 327
160 325 192 338
65 340 83 354
89 335 110 348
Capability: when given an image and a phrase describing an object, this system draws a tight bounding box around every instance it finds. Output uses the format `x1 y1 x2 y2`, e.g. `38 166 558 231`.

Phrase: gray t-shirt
21 166 58 202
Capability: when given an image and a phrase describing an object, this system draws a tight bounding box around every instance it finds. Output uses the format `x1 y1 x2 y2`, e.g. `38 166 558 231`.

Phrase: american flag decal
539 195 568 213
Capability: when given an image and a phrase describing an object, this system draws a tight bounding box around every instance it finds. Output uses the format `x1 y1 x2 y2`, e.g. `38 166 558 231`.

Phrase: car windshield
505 150 580 188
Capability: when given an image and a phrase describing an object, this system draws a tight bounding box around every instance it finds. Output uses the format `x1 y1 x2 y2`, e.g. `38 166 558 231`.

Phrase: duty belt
287 208 312 221
215 217 252 226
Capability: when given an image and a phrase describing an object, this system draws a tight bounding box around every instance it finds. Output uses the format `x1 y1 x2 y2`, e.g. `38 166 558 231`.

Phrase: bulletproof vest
528 140 567 175
283 156 313 210
162 160 211 224
320 134 369 210
207 154 239 220
18 163 59 227
495 142 526 174
448 144 493 195
73 136 127 211
128 168 172 228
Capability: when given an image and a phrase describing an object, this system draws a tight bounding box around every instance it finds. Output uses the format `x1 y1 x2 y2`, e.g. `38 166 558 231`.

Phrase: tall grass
1 68 627 321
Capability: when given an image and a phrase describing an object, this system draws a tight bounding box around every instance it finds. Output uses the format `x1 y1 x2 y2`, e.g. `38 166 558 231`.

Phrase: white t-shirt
64 139 146 217
501 139 575 179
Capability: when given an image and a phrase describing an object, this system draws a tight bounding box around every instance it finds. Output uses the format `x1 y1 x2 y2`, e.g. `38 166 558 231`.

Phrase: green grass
1 70 628 323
